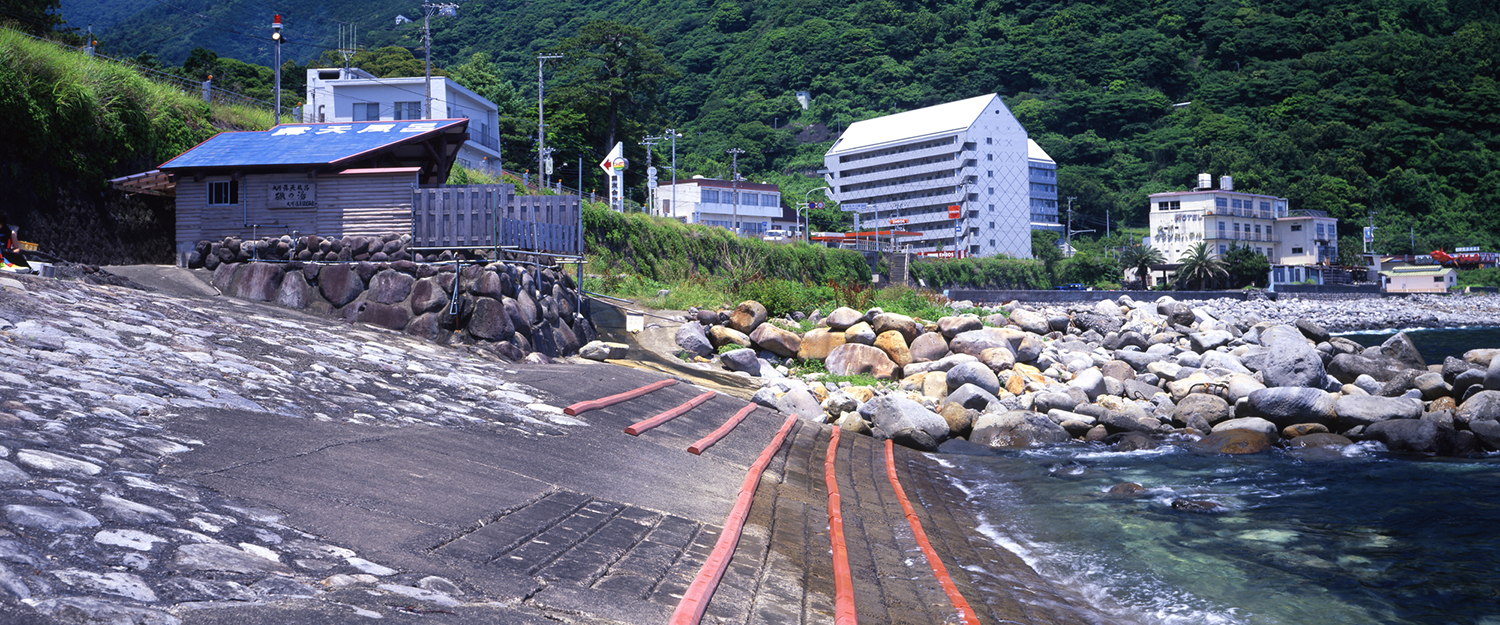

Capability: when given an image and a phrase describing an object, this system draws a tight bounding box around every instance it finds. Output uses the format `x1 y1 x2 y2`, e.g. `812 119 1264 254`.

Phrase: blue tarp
159 119 467 170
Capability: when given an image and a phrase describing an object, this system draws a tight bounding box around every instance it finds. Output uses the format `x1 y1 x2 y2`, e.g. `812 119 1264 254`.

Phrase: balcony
1207 232 1280 243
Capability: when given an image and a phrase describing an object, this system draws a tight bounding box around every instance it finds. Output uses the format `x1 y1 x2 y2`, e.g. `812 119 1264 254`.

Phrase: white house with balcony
304 67 502 175
822 94 1052 259
651 177 783 237
1147 174 1340 285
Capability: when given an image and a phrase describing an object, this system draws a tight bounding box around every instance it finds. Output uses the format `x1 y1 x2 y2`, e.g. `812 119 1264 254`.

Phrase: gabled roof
1381 266 1455 277
158 119 469 185
826 94 999 156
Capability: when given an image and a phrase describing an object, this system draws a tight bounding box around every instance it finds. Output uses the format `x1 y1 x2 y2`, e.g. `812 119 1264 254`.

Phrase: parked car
1053 283 1087 290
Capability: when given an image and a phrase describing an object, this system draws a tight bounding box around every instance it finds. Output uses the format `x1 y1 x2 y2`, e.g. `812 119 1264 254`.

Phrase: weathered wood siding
412 185 581 255
175 171 418 250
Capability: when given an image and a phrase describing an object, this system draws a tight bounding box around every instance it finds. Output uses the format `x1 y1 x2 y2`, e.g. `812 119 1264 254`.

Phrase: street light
271 15 283 125
803 187 830 244
421 3 459 120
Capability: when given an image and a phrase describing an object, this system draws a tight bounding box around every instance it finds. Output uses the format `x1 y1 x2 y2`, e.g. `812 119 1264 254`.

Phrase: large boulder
937 315 983 338
798 328 847 360
859 395 950 451
318 264 366 308
775 388 825 421
1245 387 1337 428
720 348 761 374
726 300 768 334
825 344 901 380
1068 368 1106 402
1365 419 1466 455
1007 309 1050 335
825 307 864 331
1191 428 1276 454
1335 395 1422 429
1158 301 1196 327
232 262 285 302
1072 312 1123 336
1455 390 1500 426
1328 353 1407 383
276 270 313 309
1469 420 1500 451
466 297 514 341
946 361 1000 395
908 332 949 363
1252 325 1327 388
750 323 801 358
1377 332 1427 371
1189 331 1234 353
871 313 920 344
1295 318 1331 344
948 328 1021 357
872 331 912 367
945 384 999 412
844 322 877 345
708 325 751 350
369 269 415 304
970 411 1071 448
1174 393 1232 429
675 321 714 358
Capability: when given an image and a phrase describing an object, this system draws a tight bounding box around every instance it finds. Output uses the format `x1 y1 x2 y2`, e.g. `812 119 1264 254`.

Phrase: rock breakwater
677 293 1500 457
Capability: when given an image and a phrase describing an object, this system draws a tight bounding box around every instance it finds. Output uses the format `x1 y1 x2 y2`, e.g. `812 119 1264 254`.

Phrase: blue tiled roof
159 119 467 170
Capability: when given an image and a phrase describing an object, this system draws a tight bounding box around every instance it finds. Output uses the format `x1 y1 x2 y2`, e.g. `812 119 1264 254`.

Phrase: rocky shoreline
676 292 1500 461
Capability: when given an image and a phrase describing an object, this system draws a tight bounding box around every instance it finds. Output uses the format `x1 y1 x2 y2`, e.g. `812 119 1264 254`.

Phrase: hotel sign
269 182 316 208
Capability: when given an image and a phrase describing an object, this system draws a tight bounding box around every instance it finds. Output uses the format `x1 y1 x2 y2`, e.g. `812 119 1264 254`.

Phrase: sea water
946 328 1500 624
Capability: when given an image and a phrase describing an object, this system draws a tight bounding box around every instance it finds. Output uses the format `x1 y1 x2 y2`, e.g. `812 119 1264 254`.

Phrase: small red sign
947 204 961 219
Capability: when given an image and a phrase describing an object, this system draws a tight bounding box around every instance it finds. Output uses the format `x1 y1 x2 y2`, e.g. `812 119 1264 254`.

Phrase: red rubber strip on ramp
884 439 981 625
624 390 716 436
562 378 678 416
686 403 756 455
669 414 798 625
825 427 858 625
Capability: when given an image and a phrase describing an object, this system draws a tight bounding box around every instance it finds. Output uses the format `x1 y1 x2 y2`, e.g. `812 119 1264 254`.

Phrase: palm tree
1175 242 1227 290
1119 244 1165 289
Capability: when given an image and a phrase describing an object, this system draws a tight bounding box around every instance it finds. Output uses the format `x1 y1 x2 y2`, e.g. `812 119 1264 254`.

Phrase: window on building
989 171 994 178
986 137 993 144
762 194 778 207
1215 197 1228 209
395 102 421 120
208 180 239 205
353 103 380 121
988 187 994 194
989 221 995 228
1219 244 1226 254
1231 199 1243 209
1292 247 1304 254
1260 201 1270 212
1291 224 1302 232
987 154 993 161
703 189 719 203
1435 276 1445 283
1317 223 1326 238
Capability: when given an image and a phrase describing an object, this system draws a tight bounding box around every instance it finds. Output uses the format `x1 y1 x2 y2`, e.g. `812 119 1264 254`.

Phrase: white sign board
842 203 868 212
268 182 316 208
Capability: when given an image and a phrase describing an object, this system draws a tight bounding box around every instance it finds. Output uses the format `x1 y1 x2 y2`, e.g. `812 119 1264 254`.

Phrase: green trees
1118 244 1165 289
1175 243 1228 291
1222 244 1271 288
548 21 675 162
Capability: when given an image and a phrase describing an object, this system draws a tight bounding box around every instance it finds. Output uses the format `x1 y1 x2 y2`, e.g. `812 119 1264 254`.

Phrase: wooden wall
175 170 418 251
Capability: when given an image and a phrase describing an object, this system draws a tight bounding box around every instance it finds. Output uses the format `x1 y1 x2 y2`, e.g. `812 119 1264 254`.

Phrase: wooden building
111 119 473 262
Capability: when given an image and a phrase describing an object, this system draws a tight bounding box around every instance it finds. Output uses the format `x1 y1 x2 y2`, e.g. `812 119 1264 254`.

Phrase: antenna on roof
338 22 357 69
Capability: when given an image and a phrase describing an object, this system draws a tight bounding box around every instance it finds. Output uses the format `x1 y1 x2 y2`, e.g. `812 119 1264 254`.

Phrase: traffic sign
889 218 908 225
947 204 961 219
842 203 867 212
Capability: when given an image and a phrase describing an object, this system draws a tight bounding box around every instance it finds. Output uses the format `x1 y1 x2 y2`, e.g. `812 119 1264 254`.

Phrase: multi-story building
1147 174 1339 285
303 67 502 175
651 177 783 238
822 94 1056 259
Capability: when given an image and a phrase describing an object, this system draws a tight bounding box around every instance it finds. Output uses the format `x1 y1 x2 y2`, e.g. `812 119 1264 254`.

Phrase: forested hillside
52 0 1500 255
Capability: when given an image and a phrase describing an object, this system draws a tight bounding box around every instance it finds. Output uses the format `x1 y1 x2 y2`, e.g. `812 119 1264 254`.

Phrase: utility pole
665 128 681 222
641 135 660 215
536 53 563 183
804 187 830 244
421 3 459 120
1066 196 1077 253
271 16 282 124
727 148 744 236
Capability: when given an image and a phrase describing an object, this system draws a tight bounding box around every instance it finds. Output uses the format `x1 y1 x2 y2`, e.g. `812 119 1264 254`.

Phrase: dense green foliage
1222 243 1271 288
1176 242 1229 290
1458 269 1500 289
584 204 869 287
0 29 268 263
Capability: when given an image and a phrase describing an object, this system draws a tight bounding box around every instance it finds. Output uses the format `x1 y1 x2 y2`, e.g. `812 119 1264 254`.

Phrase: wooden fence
411 184 581 255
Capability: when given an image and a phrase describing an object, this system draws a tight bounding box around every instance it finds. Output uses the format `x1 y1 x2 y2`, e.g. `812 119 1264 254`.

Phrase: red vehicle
1430 249 1499 269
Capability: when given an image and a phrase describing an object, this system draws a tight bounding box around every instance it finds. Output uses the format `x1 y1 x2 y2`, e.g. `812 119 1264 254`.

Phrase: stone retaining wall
202 234 595 361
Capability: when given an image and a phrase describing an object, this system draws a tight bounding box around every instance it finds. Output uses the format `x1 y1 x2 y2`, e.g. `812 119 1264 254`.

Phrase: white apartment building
1148 174 1339 284
823 94 1054 259
304 67 502 174
651 177 783 237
